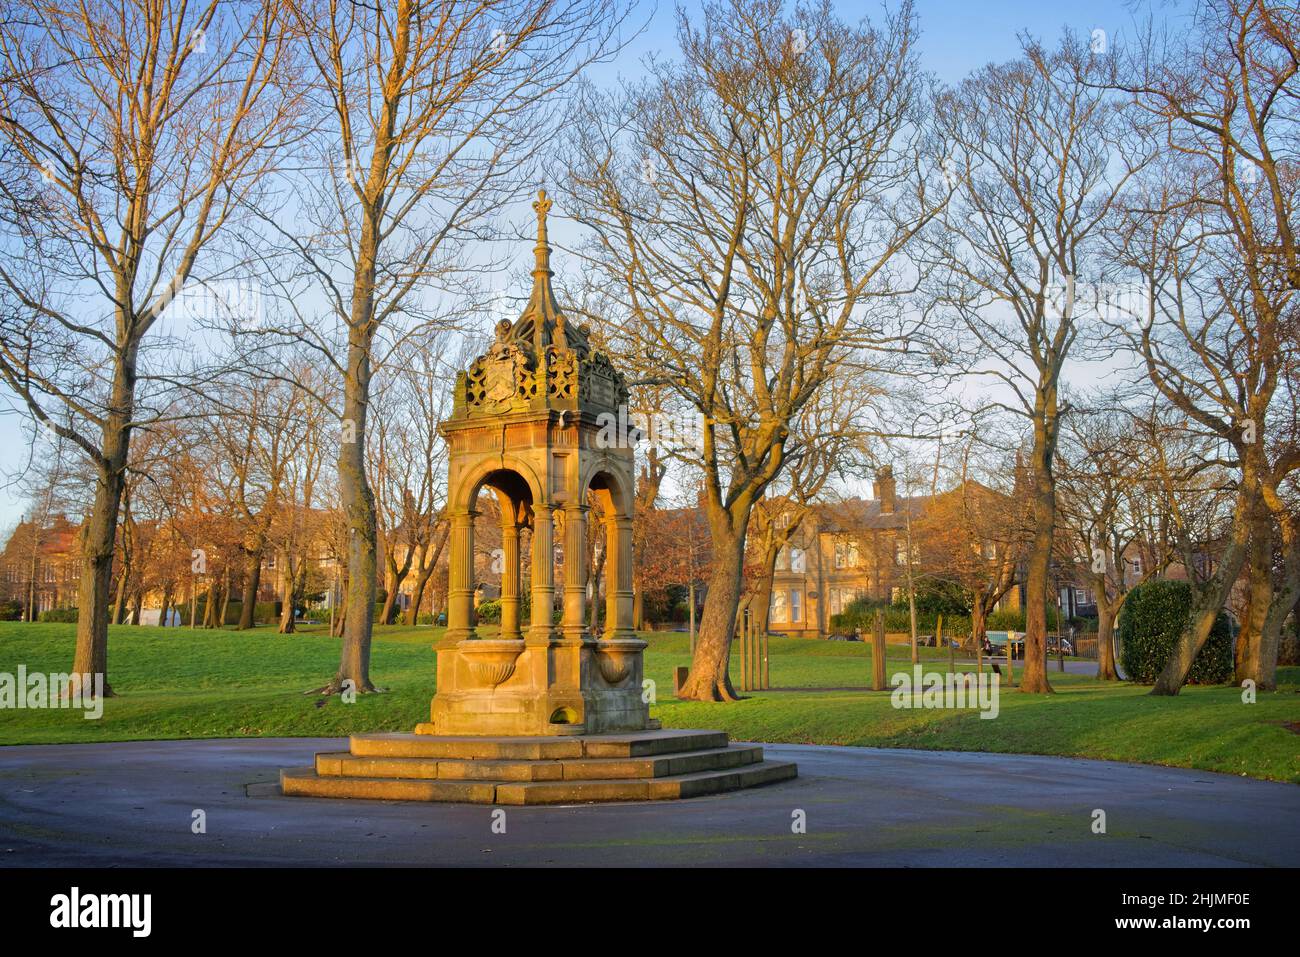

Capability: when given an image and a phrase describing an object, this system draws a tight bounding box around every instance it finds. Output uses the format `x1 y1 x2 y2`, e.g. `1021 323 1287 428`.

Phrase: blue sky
0 0 1176 529
600 0 1163 84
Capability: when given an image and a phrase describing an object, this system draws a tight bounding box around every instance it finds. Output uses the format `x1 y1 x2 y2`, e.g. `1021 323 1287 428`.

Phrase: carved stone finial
533 189 552 245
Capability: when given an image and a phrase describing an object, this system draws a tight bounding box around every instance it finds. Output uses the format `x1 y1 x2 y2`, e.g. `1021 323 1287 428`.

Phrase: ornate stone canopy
426 189 646 737
453 190 629 420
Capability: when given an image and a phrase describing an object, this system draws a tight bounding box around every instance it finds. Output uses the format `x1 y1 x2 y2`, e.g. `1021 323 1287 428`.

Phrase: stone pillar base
420 638 651 737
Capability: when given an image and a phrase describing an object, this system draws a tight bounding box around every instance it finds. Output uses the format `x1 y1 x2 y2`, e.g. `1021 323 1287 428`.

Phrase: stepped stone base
280 729 797 805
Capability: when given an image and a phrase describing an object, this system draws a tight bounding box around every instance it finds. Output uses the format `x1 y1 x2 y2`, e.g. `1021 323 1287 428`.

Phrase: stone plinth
419 637 651 736
281 729 797 805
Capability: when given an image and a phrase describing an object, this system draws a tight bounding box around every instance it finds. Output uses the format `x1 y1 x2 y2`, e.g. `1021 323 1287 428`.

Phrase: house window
789 589 802 623
770 589 788 623
834 539 859 570
1129 556 1143 581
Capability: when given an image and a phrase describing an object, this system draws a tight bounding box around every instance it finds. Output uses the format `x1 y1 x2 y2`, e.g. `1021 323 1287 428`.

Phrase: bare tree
0 0 297 694
255 0 629 693
1057 402 1172 679
370 340 450 626
748 371 877 640
925 34 1147 693
564 0 943 700
207 374 310 628
1117 0 1299 692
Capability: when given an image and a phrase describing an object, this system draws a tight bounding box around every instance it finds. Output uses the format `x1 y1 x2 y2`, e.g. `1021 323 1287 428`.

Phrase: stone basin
458 639 525 688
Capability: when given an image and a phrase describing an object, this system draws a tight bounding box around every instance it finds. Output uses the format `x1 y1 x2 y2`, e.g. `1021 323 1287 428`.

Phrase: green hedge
1118 580 1232 684
37 606 79 623
830 598 971 636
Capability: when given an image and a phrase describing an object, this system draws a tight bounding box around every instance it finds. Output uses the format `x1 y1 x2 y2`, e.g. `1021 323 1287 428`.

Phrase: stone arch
575 465 635 641
580 462 633 519
444 458 547 644
455 456 543 516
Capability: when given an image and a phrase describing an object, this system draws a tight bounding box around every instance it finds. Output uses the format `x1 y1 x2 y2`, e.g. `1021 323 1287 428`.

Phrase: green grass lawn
1 621 1297 783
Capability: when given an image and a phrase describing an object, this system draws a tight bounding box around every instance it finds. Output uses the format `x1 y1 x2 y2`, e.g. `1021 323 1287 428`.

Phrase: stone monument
282 191 796 804
425 187 645 737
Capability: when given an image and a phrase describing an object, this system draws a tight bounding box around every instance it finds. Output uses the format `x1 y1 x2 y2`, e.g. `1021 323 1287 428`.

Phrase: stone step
314 745 764 783
493 760 799 805
349 729 730 761
280 767 496 803
279 759 797 805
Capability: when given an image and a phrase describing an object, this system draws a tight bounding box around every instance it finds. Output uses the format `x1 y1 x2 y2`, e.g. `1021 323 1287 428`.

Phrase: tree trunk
111 562 129 625
66 353 135 700
1095 584 1120 681
327 330 377 692
278 558 296 634
380 551 411 626
238 545 263 630
1256 539 1300 692
130 590 142 625
218 568 232 627
752 545 778 638
589 541 606 634
1235 499 1271 683
406 529 448 626
68 461 122 697
406 546 434 626
159 586 173 628
678 527 745 702
1019 398 1057 695
970 598 987 653
1151 490 1253 695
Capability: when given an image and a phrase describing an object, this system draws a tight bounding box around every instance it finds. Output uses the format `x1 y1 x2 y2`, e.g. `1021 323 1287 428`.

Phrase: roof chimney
875 465 896 514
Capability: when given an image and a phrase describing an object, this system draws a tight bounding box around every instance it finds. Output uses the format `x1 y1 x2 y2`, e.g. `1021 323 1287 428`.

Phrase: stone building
765 467 1024 637
0 515 81 617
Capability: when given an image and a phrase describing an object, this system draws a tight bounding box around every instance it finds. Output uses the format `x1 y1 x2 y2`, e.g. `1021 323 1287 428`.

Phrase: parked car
985 631 1025 659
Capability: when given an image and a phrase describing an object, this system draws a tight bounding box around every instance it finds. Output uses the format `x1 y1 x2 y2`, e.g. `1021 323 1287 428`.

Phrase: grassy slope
0 622 1296 783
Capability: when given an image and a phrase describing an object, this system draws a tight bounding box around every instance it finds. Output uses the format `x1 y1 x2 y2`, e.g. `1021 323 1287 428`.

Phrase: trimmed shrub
0 600 24 621
38 606 79 623
476 599 501 624
1118 579 1232 684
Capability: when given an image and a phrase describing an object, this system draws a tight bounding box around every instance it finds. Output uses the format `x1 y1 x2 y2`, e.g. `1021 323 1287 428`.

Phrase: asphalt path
1 738 1294 867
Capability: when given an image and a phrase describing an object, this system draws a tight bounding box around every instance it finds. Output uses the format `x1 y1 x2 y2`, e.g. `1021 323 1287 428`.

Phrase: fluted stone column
499 518 521 640
529 505 555 642
605 516 636 639
562 504 588 641
446 508 476 642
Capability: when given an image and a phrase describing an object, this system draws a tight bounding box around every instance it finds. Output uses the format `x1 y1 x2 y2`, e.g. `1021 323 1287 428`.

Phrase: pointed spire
511 187 587 357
